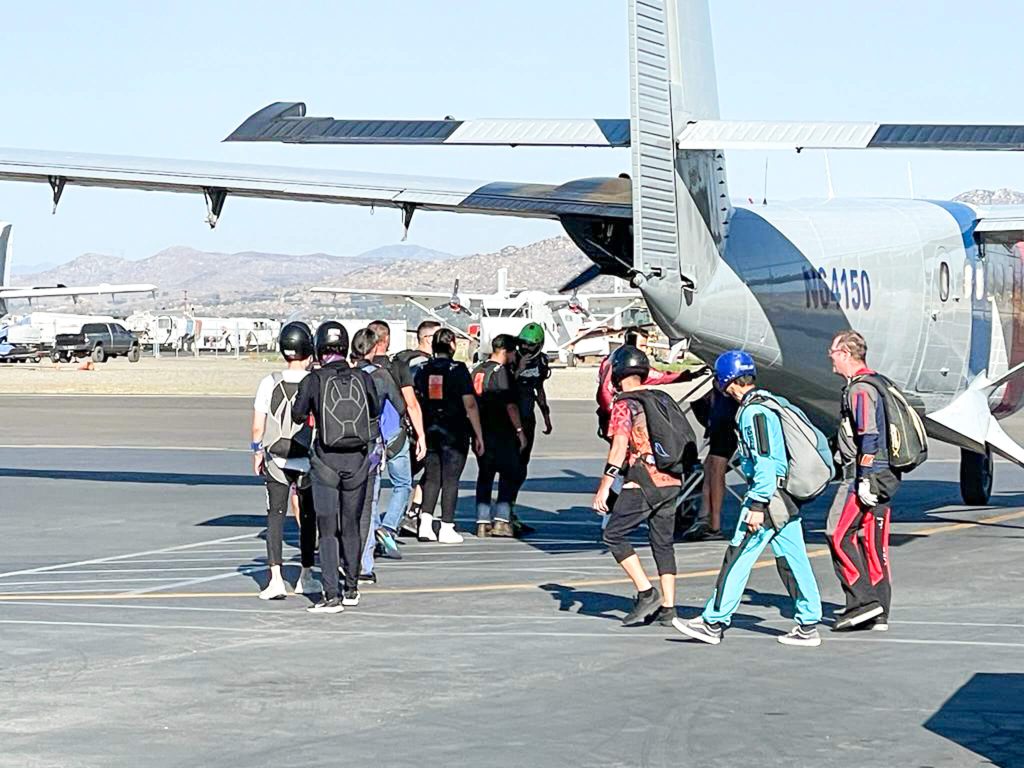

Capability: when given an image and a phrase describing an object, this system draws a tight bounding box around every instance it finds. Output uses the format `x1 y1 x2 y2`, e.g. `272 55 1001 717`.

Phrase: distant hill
953 188 1024 206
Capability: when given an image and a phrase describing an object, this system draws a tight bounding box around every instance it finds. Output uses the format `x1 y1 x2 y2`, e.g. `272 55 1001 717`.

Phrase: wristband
251 441 262 453
603 463 621 478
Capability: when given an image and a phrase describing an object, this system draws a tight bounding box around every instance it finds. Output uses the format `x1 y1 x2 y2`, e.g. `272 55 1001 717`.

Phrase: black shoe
833 603 883 631
682 520 723 542
306 597 344 614
399 513 419 537
512 518 535 538
652 606 677 627
622 587 662 626
342 589 360 607
358 572 377 585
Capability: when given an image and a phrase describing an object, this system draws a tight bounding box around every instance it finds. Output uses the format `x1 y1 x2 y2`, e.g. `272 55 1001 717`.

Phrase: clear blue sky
1 1 1022 268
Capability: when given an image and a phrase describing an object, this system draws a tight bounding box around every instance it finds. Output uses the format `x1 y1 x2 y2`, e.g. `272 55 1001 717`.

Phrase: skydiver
827 330 898 632
250 321 320 600
413 327 485 544
674 351 823 647
592 345 682 628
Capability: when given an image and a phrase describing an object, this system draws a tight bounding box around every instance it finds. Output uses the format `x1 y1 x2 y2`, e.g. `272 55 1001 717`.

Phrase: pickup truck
52 322 142 363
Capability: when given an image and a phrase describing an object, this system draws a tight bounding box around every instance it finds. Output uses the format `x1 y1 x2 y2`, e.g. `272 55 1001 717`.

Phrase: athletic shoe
375 529 403 560
342 589 360 607
476 522 491 538
672 616 724 645
870 618 889 632
358 572 377 585
652 606 677 627
681 520 724 542
622 587 662 626
490 519 514 538
295 571 322 596
777 624 822 647
833 603 884 631
399 511 420 537
418 513 438 542
306 597 344 614
258 578 288 601
437 522 464 544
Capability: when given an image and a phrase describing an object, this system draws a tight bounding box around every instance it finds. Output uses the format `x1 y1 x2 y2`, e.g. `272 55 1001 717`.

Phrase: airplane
0 1 1024 504
311 267 644 362
0 222 157 320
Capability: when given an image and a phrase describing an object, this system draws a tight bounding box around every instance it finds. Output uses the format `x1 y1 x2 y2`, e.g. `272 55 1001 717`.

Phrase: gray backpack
261 373 312 460
742 390 834 503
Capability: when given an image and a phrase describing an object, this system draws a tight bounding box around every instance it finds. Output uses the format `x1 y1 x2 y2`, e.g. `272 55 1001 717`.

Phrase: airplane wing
0 283 157 300
576 291 643 313
225 102 631 148
0 148 631 229
676 121 1024 151
310 287 462 306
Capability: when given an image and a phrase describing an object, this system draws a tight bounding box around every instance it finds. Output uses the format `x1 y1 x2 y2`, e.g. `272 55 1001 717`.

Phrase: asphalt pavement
1 396 1022 768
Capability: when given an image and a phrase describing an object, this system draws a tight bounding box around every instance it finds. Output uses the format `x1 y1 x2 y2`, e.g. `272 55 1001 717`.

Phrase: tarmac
1 395 1023 768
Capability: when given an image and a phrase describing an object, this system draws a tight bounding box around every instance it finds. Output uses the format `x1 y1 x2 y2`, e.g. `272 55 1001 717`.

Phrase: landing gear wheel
959 448 993 506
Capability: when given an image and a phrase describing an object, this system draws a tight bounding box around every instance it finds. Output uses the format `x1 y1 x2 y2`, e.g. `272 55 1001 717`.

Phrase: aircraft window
964 264 973 300
939 262 950 302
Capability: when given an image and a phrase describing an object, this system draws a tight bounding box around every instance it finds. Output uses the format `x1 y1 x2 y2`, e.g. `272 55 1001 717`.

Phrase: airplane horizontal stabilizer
226 102 630 148
925 361 1024 467
677 121 1024 152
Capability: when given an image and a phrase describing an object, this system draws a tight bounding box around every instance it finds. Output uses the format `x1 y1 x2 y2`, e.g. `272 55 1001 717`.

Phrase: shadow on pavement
924 673 1024 768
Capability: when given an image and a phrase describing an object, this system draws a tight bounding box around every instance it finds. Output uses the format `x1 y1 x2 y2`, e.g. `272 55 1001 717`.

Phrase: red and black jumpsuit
829 368 900 620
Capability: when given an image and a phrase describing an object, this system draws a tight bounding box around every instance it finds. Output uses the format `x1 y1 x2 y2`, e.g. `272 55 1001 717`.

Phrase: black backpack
614 388 695 476
415 357 468 432
848 372 928 473
318 366 374 451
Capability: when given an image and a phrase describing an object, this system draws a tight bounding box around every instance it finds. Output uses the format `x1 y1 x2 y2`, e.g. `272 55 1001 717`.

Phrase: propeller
559 264 602 294
550 288 592 318
432 278 473 315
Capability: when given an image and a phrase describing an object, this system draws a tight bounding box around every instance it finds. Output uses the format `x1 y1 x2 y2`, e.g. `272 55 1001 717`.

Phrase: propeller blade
559 264 603 293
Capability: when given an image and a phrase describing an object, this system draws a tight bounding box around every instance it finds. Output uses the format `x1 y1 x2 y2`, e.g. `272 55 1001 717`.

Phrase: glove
857 477 879 508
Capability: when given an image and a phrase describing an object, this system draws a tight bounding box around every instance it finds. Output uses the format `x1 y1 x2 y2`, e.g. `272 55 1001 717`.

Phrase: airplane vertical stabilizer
628 0 728 319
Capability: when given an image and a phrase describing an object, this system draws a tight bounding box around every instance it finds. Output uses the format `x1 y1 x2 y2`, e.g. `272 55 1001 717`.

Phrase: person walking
674 350 823 647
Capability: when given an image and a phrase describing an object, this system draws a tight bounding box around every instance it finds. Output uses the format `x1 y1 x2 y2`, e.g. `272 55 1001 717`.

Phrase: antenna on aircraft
762 157 769 205
824 152 835 199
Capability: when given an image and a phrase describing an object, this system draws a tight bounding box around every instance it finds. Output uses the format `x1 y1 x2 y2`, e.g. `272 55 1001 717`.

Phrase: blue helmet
714 350 756 390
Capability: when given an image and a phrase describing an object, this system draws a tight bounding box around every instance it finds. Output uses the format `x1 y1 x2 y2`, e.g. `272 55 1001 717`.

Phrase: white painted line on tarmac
2 618 1023 648
7 566 252 575
123 566 268 596
0 532 260 580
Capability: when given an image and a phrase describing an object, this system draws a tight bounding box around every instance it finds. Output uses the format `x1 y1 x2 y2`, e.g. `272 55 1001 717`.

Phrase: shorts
707 421 737 459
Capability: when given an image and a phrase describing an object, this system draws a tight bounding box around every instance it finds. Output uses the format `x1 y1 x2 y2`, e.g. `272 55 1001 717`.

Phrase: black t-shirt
514 353 551 421
707 389 739 436
414 356 473 442
391 349 430 390
472 359 516 436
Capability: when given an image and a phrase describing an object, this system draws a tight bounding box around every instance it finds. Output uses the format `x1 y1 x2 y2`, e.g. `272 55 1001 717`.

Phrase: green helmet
518 322 545 346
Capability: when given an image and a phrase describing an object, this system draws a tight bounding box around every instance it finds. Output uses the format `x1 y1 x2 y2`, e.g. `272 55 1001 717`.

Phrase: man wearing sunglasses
827 330 897 632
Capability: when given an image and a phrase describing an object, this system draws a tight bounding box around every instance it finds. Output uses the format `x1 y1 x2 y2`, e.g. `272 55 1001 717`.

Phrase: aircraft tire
959 448 993 506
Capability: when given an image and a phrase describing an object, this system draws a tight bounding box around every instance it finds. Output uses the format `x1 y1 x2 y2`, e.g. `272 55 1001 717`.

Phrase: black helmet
279 321 313 362
610 344 650 388
314 320 349 361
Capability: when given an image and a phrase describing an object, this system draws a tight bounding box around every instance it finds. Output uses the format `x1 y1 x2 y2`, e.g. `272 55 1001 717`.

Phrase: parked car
52 322 141 363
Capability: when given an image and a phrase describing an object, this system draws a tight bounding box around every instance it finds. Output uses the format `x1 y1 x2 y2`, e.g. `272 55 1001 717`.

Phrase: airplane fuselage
640 197 1024 429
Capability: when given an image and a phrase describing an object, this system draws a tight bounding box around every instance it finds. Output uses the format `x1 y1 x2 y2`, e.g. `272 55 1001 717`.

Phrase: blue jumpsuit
702 390 823 627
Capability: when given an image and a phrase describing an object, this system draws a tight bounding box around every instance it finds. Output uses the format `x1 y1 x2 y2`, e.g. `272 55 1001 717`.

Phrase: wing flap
677 120 1024 151
225 102 630 148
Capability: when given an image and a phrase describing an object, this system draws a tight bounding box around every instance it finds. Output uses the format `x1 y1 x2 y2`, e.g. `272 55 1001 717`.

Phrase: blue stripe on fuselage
926 200 990 377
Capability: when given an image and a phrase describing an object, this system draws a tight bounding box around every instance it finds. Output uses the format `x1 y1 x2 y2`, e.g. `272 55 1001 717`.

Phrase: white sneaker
437 522 464 544
258 578 287 601
418 513 438 542
295 571 322 596
871 620 889 632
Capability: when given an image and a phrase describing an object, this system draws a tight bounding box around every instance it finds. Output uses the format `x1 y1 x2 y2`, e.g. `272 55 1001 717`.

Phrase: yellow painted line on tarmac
1 509 1021 603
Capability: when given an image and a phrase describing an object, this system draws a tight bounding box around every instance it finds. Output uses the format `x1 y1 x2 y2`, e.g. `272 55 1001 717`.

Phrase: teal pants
702 503 822 627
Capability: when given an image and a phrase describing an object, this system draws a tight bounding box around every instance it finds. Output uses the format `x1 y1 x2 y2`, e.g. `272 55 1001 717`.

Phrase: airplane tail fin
0 222 11 316
628 0 728 323
0 222 11 288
